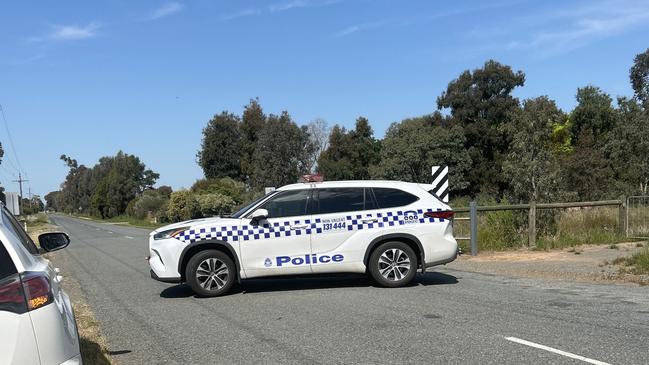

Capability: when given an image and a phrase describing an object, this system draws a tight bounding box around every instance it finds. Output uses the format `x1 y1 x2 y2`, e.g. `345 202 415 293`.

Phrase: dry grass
62 269 114 365
27 215 114 365
614 247 649 276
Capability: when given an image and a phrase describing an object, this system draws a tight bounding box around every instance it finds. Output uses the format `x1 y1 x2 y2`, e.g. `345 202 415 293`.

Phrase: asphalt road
48 214 649 365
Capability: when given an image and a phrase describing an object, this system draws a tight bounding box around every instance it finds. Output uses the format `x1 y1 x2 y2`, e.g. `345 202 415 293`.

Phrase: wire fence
627 196 649 239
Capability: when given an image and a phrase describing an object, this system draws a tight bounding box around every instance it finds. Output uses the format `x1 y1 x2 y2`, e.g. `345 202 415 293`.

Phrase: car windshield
230 191 277 218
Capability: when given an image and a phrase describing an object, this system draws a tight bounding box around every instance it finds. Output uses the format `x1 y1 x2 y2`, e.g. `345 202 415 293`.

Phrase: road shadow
160 271 457 299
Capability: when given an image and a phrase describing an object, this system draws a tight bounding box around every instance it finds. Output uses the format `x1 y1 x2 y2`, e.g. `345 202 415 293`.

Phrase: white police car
148 180 457 297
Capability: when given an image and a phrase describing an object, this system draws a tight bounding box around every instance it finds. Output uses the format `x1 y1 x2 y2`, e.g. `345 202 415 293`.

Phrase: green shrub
155 200 170 223
196 193 236 217
615 247 649 275
191 178 246 204
166 191 201 222
478 210 526 250
128 190 168 219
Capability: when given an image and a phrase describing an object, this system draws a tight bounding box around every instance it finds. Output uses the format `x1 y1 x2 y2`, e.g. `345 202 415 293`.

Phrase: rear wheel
368 241 417 287
185 250 235 297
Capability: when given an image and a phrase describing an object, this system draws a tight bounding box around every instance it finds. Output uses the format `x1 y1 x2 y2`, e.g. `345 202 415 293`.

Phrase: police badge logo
264 258 272 267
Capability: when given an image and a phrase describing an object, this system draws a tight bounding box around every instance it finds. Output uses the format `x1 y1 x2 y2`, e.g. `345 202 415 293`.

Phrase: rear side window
2 208 39 255
259 190 310 218
0 243 17 280
372 188 419 208
315 188 376 214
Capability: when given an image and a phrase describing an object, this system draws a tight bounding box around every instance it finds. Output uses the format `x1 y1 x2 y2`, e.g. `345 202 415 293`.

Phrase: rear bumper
150 269 181 284
60 354 82 365
424 250 457 268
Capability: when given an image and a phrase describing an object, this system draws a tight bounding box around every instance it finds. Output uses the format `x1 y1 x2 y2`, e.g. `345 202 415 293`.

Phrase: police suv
148 180 458 297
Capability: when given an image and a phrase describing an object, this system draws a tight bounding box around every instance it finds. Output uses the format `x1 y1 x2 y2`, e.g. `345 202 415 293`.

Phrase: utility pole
28 186 32 209
13 173 28 215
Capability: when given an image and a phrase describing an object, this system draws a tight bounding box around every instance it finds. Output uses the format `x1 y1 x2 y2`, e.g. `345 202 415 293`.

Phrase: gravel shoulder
448 241 649 285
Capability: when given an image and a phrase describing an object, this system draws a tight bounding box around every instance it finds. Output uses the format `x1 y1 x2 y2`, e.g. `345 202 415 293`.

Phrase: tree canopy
317 117 381 180
50 49 649 223
55 151 159 218
372 113 470 192
437 60 526 196
197 112 242 180
630 48 649 108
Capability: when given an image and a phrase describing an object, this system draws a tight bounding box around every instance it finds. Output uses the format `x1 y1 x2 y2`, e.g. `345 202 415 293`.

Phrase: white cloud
331 1 523 38
270 0 341 13
219 8 262 21
146 2 184 21
332 21 386 38
507 0 649 54
45 22 101 41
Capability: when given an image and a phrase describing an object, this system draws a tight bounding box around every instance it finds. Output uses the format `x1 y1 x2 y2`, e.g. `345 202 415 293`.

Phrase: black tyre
185 249 235 297
368 241 418 287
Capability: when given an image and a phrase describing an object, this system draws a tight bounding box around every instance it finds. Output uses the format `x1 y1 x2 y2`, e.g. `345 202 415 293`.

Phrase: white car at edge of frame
0 204 82 365
148 180 458 297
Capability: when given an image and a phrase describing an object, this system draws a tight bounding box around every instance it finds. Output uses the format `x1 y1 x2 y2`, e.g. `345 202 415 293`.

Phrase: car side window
316 188 372 214
258 190 310 218
372 188 419 208
0 243 17 280
2 208 39 255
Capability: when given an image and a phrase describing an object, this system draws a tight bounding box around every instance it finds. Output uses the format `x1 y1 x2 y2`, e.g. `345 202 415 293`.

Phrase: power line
0 104 25 175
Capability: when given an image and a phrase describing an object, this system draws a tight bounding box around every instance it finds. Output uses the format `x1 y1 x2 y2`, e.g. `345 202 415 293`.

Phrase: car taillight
0 274 27 314
424 210 454 220
21 272 53 311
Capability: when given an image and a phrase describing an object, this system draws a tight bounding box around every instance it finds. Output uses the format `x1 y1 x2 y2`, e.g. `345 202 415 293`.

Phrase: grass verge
27 215 114 365
613 247 649 276
71 213 163 229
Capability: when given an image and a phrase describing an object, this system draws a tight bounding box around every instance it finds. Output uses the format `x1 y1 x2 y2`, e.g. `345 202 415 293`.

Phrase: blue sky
1 0 648 198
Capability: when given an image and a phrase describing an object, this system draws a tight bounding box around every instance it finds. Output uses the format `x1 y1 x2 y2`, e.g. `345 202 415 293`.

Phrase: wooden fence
453 199 626 256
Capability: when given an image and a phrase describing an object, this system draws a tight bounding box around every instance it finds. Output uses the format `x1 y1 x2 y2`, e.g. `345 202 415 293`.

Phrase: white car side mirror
250 209 269 221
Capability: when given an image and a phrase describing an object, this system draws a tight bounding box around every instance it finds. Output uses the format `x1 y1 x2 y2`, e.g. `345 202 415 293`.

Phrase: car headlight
153 226 190 240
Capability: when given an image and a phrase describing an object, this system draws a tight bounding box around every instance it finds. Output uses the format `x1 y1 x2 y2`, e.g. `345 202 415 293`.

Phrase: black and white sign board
431 165 449 203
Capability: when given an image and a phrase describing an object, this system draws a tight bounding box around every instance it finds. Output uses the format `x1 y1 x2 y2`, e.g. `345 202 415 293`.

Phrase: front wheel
368 242 418 287
185 250 235 297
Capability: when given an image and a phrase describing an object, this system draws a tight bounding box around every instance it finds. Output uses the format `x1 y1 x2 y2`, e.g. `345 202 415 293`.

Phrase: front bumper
150 269 181 283
148 237 185 282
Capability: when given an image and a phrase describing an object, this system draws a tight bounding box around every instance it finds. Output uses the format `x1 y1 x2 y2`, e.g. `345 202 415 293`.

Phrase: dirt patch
448 241 649 285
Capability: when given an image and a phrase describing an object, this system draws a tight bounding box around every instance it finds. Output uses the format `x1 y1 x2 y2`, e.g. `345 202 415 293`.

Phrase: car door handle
362 218 378 223
291 224 309 230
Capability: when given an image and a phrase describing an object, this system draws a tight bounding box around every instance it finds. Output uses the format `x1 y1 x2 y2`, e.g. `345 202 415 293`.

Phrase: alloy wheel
378 248 411 281
196 258 229 291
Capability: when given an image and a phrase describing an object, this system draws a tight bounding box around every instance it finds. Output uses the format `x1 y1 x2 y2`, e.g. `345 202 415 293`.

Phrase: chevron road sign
431 165 449 203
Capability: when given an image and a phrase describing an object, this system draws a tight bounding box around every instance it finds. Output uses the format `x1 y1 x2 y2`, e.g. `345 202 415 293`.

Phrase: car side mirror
38 232 70 253
250 209 268 222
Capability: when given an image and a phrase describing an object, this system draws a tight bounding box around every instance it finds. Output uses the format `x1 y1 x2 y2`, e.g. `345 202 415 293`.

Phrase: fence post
619 196 627 236
528 200 536 248
470 201 478 256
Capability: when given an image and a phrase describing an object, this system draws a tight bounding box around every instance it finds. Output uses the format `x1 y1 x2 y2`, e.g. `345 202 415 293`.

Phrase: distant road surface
49 214 649 365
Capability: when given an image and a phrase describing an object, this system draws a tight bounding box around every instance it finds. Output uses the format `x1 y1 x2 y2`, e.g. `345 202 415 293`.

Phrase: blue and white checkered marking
175 208 447 244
